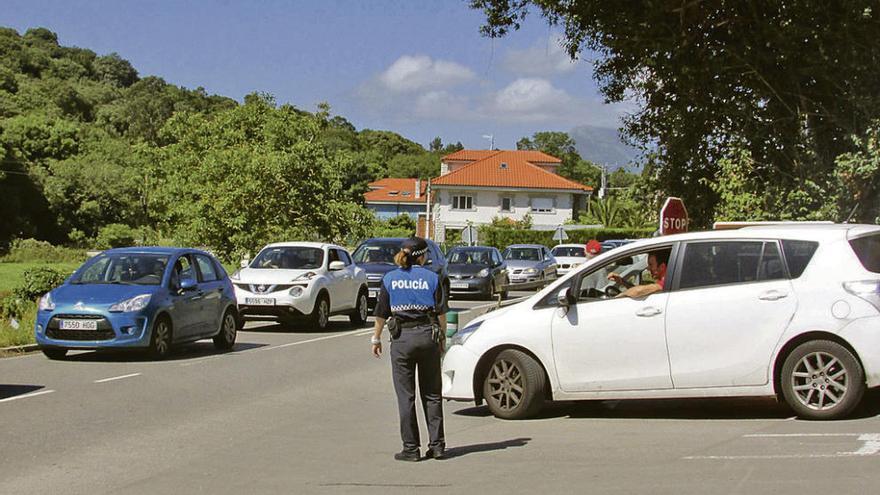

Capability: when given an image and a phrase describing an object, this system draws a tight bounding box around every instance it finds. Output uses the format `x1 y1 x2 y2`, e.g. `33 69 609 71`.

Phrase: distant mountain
569 125 642 171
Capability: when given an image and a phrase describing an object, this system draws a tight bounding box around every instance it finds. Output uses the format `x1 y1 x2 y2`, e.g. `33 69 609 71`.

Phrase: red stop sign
660 197 689 235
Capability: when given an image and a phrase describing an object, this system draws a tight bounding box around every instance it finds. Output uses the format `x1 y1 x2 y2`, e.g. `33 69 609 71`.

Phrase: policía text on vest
390 279 429 290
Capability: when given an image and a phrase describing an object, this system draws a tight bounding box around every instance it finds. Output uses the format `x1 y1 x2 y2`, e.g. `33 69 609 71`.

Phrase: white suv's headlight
109 294 152 313
230 270 241 281
39 292 55 311
289 286 305 297
478 268 490 278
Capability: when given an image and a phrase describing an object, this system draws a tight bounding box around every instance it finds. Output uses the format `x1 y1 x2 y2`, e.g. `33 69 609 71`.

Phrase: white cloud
487 78 573 120
414 91 473 120
502 38 578 76
379 55 475 92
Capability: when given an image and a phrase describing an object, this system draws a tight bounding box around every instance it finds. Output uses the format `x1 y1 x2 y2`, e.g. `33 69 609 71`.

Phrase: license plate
59 319 98 330
245 297 275 306
368 289 378 298
450 282 469 290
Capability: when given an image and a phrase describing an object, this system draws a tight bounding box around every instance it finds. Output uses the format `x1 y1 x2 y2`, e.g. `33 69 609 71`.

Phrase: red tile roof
442 149 561 164
433 150 591 191
364 177 427 203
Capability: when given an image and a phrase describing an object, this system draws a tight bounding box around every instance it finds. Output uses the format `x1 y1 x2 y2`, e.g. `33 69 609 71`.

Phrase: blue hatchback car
35 247 239 360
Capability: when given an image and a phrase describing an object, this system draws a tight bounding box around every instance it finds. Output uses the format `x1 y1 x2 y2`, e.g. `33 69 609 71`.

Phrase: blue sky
2 0 632 150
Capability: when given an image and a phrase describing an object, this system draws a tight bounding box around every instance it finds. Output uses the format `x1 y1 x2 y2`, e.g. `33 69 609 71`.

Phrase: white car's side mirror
240 259 249 268
329 261 346 271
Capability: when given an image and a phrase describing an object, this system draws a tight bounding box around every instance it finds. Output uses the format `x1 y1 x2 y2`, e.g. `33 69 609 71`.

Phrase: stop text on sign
663 217 688 230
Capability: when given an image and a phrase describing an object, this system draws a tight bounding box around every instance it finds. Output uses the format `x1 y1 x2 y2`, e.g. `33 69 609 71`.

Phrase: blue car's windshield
72 253 169 285
251 247 324 270
447 249 491 265
352 241 401 265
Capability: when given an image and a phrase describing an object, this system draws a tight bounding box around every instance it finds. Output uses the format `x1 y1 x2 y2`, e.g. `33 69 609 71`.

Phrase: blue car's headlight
38 292 55 311
109 294 152 313
450 320 484 347
478 268 490 278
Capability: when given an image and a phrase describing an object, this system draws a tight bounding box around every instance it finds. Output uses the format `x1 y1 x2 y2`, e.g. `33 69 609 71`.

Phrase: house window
500 197 513 212
530 197 554 213
452 195 474 210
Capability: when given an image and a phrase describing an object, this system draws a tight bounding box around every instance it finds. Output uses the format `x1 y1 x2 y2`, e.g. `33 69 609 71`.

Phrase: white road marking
94 373 141 383
259 329 365 351
354 330 374 337
744 433 863 438
853 434 880 455
0 389 55 403
685 432 880 460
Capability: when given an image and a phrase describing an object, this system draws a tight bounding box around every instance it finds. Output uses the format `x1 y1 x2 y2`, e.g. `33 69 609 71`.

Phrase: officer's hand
372 342 382 358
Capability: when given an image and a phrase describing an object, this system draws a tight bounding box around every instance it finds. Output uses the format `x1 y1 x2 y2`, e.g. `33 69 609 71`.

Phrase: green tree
155 94 374 258
385 152 440 179
472 1 880 226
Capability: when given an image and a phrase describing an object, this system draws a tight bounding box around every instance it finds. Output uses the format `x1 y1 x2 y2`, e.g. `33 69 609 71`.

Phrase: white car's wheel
349 290 368 326
309 294 330 331
781 340 865 420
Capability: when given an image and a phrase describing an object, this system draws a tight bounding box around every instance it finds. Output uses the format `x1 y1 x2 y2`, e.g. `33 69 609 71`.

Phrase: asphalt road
2 290 879 494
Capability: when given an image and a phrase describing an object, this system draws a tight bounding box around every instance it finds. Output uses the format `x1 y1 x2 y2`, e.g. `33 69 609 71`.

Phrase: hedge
0 238 86 263
477 227 655 250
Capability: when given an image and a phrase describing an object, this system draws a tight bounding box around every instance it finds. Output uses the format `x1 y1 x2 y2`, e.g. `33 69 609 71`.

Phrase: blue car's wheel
149 316 173 359
213 309 237 350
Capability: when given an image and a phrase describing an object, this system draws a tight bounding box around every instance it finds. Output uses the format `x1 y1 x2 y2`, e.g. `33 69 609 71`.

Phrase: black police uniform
374 245 448 458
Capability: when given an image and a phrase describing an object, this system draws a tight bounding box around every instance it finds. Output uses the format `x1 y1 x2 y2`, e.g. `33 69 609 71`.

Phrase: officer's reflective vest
382 266 438 313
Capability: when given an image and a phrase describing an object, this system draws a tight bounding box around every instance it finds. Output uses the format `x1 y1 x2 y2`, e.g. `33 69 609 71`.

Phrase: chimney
415 179 421 199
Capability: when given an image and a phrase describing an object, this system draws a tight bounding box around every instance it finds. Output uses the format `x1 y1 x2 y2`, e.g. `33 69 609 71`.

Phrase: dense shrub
94 223 141 249
12 266 67 301
477 227 655 250
0 238 86 263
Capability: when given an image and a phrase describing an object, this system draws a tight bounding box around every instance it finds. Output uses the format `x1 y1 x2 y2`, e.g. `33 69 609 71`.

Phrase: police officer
371 237 448 462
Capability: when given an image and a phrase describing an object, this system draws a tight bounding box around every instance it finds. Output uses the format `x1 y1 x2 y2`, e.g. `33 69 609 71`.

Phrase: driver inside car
607 250 669 299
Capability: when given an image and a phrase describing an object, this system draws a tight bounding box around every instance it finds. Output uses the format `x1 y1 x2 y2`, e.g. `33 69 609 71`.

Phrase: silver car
502 244 557 286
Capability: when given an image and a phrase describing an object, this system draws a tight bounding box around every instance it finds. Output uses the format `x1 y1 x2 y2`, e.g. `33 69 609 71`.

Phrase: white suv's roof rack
713 220 835 230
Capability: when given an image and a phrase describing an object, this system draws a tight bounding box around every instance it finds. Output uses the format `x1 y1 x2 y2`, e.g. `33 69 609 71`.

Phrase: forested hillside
0 27 464 258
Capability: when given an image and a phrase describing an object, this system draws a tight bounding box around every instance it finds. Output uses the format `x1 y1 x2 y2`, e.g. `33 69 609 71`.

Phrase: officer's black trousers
390 324 445 452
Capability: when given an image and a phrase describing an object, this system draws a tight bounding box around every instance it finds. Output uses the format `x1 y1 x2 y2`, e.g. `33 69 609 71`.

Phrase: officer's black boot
394 449 420 462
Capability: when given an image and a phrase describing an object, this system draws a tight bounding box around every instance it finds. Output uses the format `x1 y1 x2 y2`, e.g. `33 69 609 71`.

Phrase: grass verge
0 301 36 348
0 262 80 294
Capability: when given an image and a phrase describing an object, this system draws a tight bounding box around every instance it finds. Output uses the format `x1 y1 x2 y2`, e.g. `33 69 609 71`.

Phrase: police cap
401 236 429 258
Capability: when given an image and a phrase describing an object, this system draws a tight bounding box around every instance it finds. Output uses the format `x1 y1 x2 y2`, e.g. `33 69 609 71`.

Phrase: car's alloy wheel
213 310 237 350
781 340 864 420
150 317 172 359
311 296 330 331
483 349 545 420
350 292 368 326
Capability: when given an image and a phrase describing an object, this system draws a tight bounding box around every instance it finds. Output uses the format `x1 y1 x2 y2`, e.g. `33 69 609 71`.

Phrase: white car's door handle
759 290 788 301
635 307 662 317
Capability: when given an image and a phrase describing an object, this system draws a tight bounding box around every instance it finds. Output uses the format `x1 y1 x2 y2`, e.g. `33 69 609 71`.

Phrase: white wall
433 188 578 241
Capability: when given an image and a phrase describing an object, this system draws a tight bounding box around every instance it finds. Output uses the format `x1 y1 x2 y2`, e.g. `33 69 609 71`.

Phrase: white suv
232 242 368 330
442 224 880 420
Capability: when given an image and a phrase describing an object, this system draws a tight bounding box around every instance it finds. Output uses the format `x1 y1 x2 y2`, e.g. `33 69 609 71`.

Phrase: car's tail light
843 281 880 312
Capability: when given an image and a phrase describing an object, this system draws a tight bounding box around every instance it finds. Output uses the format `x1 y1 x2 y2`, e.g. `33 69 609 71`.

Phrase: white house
430 150 593 242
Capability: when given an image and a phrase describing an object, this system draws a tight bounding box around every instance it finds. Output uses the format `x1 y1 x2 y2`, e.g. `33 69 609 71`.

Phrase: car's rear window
849 234 880 273
781 240 819 278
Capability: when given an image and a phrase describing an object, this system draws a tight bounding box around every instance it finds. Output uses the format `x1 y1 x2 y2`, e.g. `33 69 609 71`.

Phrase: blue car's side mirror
180 278 198 292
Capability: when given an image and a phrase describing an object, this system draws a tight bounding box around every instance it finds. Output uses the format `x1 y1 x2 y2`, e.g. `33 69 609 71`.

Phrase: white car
550 244 589 276
442 224 880 420
231 242 368 330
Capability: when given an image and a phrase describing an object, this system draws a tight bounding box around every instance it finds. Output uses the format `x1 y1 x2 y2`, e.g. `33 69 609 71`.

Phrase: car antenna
843 202 860 224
